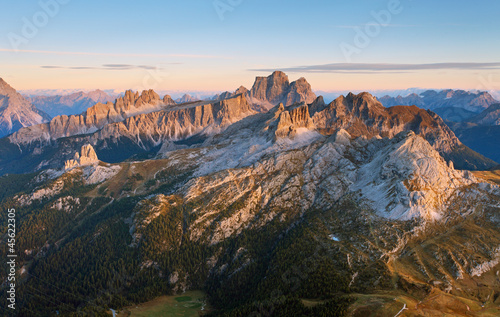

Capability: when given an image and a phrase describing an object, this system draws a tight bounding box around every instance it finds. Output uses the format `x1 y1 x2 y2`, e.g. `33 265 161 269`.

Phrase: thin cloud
0 48 226 59
333 23 420 29
40 64 177 71
250 62 500 73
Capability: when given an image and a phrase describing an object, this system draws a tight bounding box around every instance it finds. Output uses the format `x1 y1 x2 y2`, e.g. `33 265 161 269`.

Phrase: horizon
14 75 500 101
1 0 500 94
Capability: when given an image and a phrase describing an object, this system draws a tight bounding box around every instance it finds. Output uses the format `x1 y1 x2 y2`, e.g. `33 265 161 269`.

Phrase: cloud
333 23 420 29
250 62 500 74
0 48 225 59
41 64 180 71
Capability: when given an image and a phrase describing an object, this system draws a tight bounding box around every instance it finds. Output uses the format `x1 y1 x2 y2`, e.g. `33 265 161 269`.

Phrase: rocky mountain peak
163 95 176 106
353 131 476 220
249 71 316 110
176 94 199 104
0 78 15 93
234 86 248 95
64 144 99 170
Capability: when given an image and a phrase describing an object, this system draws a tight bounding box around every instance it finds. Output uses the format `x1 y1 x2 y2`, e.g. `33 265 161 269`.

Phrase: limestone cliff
64 144 99 170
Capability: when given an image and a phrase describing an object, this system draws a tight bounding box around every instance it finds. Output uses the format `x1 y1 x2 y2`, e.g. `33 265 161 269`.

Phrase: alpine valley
1 72 500 316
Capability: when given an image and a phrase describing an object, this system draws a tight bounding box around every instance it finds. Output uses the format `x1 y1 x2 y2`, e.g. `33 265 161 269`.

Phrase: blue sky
1 0 499 93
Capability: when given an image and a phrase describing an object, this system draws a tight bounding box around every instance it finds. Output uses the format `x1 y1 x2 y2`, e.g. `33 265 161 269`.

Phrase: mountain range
1 72 500 315
379 89 498 122
0 72 496 176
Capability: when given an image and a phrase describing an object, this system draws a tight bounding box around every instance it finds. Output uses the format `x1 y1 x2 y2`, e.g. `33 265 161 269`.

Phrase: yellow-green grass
116 290 209 317
472 170 500 185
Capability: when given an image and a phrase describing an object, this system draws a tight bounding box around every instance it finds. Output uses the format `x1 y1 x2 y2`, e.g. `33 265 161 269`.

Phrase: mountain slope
0 78 51 138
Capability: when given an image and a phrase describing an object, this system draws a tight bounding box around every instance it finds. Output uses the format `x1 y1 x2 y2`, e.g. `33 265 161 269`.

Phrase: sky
1 0 500 94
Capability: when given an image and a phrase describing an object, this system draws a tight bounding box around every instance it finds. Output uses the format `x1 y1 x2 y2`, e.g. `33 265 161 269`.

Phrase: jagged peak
64 144 99 170
235 85 248 95
0 78 18 95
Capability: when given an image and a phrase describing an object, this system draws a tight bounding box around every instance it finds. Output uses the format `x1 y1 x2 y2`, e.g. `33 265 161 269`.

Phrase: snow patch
329 234 340 241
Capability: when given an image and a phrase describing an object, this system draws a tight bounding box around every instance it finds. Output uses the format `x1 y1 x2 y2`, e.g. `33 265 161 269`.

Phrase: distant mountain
432 107 478 123
449 103 500 163
26 90 115 117
175 94 199 103
469 103 500 126
378 89 499 121
0 78 51 138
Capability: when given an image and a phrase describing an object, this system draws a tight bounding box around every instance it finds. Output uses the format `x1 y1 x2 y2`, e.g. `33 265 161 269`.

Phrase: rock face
0 78 51 138
309 92 461 154
163 95 176 106
64 144 99 170
26 89 115 117
10 89 168 144
217 72 317 111
248 71 317 110
95 93 254 148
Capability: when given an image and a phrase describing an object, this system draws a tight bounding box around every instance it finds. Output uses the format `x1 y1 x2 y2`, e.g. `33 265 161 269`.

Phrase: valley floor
114 290 209 317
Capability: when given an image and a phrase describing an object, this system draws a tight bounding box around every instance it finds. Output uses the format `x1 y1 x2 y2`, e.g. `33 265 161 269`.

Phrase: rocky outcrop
65 144 99 170
163 95 176 106
310 92 462 155
273 103 315 138
0 78 51 138
248 71 317 110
